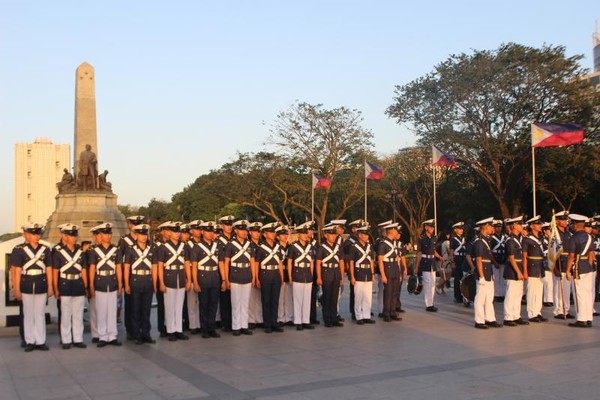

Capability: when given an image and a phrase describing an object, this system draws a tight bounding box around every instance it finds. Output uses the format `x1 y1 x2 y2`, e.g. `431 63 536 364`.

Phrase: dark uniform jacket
53 243 86 296
349 241 373 282
287 241 313 283
450 235 467 271
11 242 52 294
253 241 282 284
473 237 493 281
568 231 594 276
157 240 186 289
556 229 572 273
418 234 436 272
377 238 399 279
190 239 220 288
491 234 507 265
124 243 154 291
88 244 119 292
315 241 343 283
522 234 544 278
224 239 252 284
504 235 523 280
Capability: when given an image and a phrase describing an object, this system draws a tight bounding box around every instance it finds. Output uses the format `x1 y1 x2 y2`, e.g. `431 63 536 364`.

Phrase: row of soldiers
425 212 599 329
10 212 598 350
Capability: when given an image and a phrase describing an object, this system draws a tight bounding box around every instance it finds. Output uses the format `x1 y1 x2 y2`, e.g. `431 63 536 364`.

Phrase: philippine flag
312 174 332 189
365 161 384 180
432 145 458 167
531 123 584 148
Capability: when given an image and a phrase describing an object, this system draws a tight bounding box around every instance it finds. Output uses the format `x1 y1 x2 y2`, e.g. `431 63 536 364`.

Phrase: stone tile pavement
1 284 599 399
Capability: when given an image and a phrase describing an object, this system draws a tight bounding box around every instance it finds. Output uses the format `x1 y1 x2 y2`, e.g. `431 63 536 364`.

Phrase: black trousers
219 289 232 330
199 287 219 333
261 281 281 329
321 278 340 324
131 289 153 339
182 295 189 331
124 293 132 335
156 291 166 335
349 284 355 317
453 267 464 302
18 301 24 342
396 278 403 311
310 282 319 322
383 278 400 317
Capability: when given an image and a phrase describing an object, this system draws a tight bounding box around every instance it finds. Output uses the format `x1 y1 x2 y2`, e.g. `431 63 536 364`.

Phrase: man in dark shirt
377 222 402 322
287 222 315 330
247 222 264 328
415 219 443 312
349 223 376 325
566 214 596 327
552 210 573 319
316 223 345 327
523 216 547 323
450 222 467 304
473 217 501 329
491 220 507 302
503 216 528 326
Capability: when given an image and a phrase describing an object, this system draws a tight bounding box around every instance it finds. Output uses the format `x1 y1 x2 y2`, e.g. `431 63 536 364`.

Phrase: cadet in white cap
344 220 364 320
541 222 554 307
247 222 264 329
276 225 294 327
191 221 222 338
287 222 314 330
88 223 123 346
375 220 392 317
183 220 203 334
565 214 595 327
316 223 345 327
53 224 88 349
123 224 156 344
450 222 467 304
377 222 402 322
223 220 254 336
10 223 53 351
415 219 443 312
490 220 507 302
552 211 574 319
348 223 376 324
87 225 103 343
153 221 173 337
503 216 528 326
157 222 190 341
252 222 285 333
217 215 236 332
522 216 547 322
472 218 501 329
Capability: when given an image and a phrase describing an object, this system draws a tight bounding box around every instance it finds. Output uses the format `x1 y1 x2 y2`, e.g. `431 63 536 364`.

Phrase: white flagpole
311 173 315 221
364 161 368 220
532 146 537 216
432 164 438 236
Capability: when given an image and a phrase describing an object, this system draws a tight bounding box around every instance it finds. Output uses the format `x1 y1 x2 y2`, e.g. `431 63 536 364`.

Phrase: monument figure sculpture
79 144 98 191
57 168 76 193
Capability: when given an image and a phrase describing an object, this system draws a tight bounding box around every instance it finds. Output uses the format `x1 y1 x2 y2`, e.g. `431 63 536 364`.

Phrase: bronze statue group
9 212 600 351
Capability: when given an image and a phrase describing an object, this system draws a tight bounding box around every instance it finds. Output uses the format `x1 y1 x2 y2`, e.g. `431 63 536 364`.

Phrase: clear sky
1 1 598 233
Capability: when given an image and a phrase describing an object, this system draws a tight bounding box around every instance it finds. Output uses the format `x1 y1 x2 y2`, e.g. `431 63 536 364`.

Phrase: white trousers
231 283 251 330
61 296 85 343
187 289 200 329
422 271 436 307
553 273 571 316
542 272 554 303
493 264 505 297
573 272 594 322
292 282 311 325
277 282 294 323
504 280 524 321
474 279 495 324
526 277 543 318
95 291 118 342
377 276 384 313
165 287 185 333
248 286 263 323
88 296 98 339
354 281 373 320
22 293 46 345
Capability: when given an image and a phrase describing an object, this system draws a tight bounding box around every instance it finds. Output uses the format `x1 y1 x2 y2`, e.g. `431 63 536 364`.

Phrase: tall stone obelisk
74 62 98 178
43 62 127 244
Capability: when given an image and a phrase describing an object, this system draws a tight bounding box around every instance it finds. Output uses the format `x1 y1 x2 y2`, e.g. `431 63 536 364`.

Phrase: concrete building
14 137 70 231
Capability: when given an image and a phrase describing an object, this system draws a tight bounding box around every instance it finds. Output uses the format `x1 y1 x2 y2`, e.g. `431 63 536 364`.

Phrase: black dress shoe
337 315 345 322
92 337 100 343
474 323 489 329
175 333 189 340
378 313 385 318
159 332 168 338
202 332 210 338
566 314 575 319
554 314 567 319
296 325 304 331
333 321 344 327
383 316 391 322
143 337 156 344
241 329 253 335
264 328 273 333
73 342 87 349
109 340 122 346
543 302 554 307
135 339 144 345
248 323 256 330
485 321 502 328
569 321 590 328
232 330 241 336
209 331 221 338
426 306 438 312
515 319 529 325
97 341 108 348
285 321 295 326
503 320 517 327
24 344 35 352
586 321 592 327
593 312 600 317
364 319 376 324
62 343 72 350
222 327 232 333
273 326 284 333
303 324 315 330
36 344 49 351
310 319 320 325
190 328 201 335
324 322 333 328
529 317 541 323
168 334 177 342
537 315 548 322
356 320 365 325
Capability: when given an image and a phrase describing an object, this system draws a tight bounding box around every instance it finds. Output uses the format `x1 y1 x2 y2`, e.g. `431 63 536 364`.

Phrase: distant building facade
14 137 70 231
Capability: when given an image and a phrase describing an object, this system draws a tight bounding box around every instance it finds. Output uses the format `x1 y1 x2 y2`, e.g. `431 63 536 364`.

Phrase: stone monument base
43 192 128 244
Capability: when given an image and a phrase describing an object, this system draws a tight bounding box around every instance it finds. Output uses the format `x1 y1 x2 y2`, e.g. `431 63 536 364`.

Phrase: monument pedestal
43 192 127 243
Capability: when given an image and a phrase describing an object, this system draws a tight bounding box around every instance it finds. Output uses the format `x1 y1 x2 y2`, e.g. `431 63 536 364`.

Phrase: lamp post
386 190 400 223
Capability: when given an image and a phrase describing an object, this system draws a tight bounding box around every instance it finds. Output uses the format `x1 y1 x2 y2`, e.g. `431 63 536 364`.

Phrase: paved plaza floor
1 284 599 400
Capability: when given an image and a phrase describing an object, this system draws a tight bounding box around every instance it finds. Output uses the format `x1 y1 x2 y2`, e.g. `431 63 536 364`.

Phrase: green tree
387 43 600 218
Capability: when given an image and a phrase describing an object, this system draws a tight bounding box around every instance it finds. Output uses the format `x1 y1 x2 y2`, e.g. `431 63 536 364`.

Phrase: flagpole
364 161 368 221
432 165 438 236
532 146 537 216
311 173 315 221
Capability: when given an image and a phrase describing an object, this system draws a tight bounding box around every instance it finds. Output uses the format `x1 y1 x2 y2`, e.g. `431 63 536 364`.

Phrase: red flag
365 161 384 180
312 174 332 189
531 123 584 147
432 145 458 167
